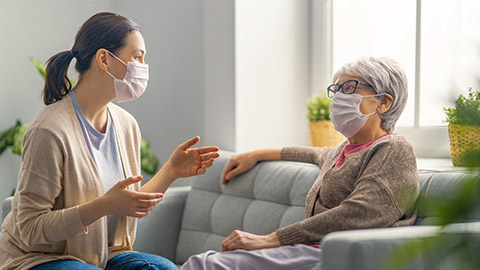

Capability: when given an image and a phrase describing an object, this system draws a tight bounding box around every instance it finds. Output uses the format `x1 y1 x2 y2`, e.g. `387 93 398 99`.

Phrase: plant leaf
140 138 159 175
306 92 331 121
444 88 480 125
28 57 46 79
12 123 29 156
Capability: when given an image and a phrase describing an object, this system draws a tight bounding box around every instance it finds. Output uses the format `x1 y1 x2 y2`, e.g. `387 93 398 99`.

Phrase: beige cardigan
0 95 142 269
276 134 420 245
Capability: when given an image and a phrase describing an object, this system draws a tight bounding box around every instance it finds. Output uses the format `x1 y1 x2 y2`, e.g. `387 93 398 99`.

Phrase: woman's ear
95 49 109 72
378 93 393 114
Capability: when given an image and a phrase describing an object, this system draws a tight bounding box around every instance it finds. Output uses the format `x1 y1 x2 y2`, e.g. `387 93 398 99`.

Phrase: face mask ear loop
105 50 128 81
361 93 384 116
365 110 377 117
105 70 117 80
106 50 128 66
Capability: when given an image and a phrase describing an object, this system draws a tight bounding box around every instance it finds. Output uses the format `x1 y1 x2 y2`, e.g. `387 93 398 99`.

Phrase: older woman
181 57 420 269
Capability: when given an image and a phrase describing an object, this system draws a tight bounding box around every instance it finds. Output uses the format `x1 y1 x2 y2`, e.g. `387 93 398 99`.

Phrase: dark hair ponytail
43 51 75 105
43 12 141 105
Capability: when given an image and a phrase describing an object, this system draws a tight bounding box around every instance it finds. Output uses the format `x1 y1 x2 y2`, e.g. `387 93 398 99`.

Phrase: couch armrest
321 226 441 270
133 186 191 262
2 196 13 222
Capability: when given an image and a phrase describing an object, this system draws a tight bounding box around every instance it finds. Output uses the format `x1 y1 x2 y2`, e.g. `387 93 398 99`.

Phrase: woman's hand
166 136 220 179
103 175 164 218
221 230 281 251
222 152 259 184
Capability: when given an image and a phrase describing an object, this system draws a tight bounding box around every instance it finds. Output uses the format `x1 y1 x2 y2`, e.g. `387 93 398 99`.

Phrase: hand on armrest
222 149 282 184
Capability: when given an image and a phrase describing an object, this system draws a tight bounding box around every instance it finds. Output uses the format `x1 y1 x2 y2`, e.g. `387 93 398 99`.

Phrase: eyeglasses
327 80 374 98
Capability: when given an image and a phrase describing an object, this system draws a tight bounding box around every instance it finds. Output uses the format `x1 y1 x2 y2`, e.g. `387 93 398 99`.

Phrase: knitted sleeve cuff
62 205 88 236
276 224 307 245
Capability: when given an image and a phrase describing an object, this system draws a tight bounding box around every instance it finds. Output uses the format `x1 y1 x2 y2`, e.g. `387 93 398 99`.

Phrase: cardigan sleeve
281 146 333 166
276 138 419 245
14 126 86 248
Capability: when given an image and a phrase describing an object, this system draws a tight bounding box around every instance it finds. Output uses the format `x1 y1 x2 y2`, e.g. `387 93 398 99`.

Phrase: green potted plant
306 93 344 147
444 88 480 166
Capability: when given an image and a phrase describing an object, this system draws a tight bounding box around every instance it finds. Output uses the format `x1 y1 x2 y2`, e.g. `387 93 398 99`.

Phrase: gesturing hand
103 176 163 218
221 230 281 251
167 136 220 179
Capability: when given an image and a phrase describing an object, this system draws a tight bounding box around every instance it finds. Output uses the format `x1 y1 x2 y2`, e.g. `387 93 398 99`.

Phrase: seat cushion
175 151 319 264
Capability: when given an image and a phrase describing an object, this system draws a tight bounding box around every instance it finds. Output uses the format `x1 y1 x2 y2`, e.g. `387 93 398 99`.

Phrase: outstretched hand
167 136 220 179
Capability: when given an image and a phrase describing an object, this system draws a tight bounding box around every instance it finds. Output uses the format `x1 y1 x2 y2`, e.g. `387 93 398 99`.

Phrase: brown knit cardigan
276 134 420 245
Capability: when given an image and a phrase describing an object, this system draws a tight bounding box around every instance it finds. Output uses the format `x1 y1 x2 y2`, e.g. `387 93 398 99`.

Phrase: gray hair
332 57 408 133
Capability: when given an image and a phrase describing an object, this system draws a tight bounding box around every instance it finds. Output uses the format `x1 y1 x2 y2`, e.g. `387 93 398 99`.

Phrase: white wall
0 0 236 199
112 0 207 186
235 0 311 152
114 0 235 186
311 0 333 93
203 0 235 153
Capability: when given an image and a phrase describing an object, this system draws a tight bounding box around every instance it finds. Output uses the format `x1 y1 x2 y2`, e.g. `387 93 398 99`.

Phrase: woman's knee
147 256 177 270
107 252 177 270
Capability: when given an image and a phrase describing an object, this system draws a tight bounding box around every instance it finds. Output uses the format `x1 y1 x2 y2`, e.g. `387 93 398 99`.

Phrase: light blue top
69 91 124 246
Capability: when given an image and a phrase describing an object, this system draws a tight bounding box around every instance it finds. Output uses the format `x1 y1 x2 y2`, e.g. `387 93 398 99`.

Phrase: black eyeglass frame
326 80 374 98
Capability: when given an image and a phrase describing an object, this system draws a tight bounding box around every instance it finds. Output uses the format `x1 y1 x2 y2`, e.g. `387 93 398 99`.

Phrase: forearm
141 161 177 193
78 196 109 227
265 232 282 248
251 148 282 162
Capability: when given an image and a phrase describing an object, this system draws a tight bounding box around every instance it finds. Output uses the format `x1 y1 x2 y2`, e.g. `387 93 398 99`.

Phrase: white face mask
329 93 384 138
106 51 149 103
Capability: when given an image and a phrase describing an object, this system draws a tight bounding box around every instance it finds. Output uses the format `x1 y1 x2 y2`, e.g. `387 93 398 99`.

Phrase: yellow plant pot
309 120 345 147
448 124 480 166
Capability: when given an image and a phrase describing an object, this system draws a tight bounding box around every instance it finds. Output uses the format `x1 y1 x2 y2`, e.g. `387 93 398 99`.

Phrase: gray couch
1 150 478 269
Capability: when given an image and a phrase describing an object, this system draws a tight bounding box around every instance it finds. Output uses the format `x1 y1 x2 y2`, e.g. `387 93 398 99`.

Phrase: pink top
335 133 391 167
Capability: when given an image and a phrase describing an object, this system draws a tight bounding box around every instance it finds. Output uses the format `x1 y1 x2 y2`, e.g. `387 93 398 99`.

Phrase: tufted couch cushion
415 171 479 225
174 151 319 263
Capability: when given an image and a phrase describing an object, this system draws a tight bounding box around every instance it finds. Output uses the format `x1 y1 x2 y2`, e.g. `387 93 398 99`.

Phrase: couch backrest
174 151 319 264
2 196 13 222
415 171 478 225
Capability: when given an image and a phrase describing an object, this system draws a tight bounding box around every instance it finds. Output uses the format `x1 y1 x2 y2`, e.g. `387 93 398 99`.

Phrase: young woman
0 12 219 270
181 57 419 269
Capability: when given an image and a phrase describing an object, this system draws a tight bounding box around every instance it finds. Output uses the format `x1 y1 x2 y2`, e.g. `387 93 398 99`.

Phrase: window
331 0 480 127
332 0 416 127
420 0 480 126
